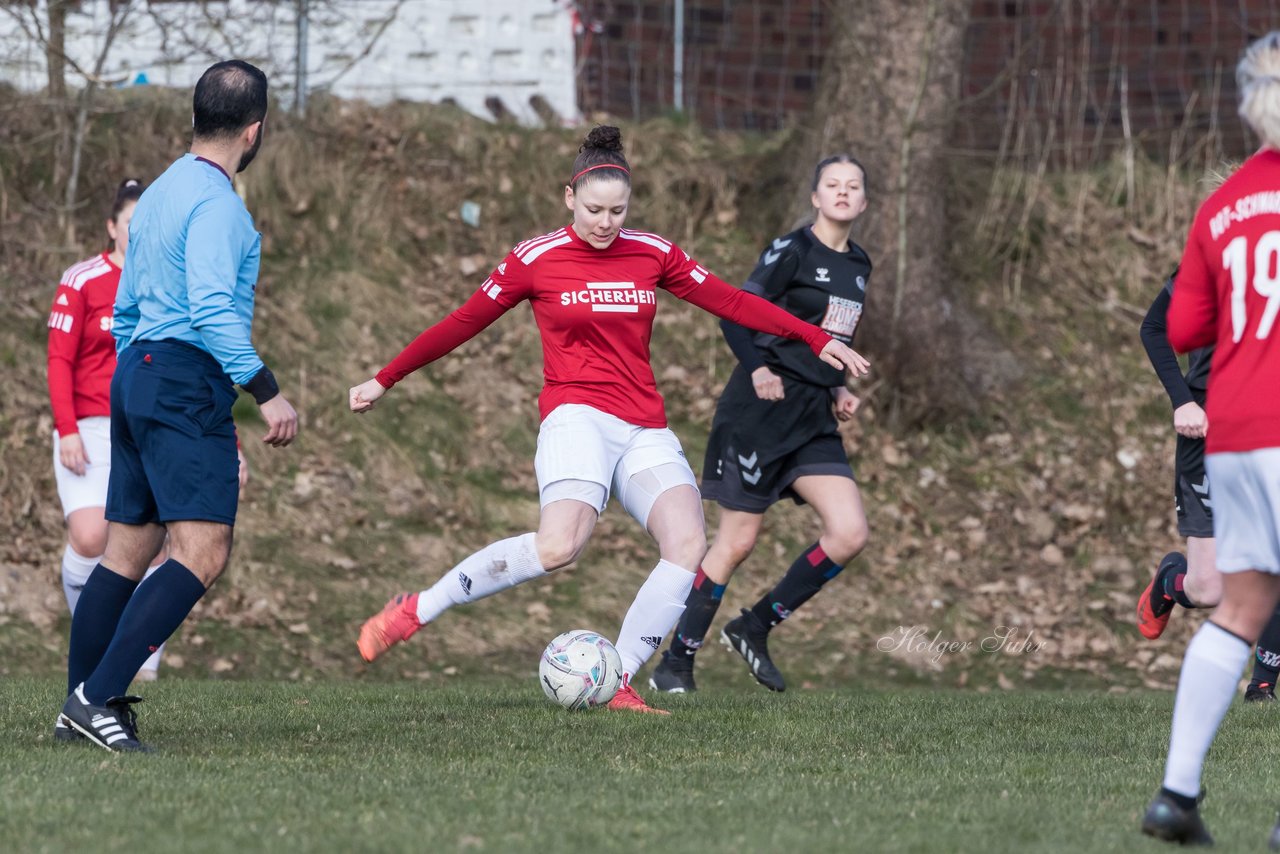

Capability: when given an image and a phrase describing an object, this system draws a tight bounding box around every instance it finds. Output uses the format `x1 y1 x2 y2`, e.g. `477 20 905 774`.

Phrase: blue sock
67 565 139 695
81 559 206 704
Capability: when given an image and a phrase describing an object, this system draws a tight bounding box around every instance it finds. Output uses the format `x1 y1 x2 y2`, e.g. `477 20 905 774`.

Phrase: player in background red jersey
1141 32 1280 847
350 126 869 714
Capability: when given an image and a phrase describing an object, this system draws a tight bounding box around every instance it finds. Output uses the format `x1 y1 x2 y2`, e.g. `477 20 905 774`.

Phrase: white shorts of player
535 403 698 529
53 416 111 517
1207 447 1280 574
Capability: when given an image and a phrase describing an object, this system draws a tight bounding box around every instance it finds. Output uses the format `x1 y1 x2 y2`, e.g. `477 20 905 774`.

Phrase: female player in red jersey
1141 31 1280 846
350 126 869 714
650 155 872 694
46 180 248 692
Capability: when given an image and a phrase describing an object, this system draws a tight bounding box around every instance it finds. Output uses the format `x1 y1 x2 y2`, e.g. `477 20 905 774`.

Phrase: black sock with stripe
1251 605 1280 687
750 542 844 631
668 567 725 664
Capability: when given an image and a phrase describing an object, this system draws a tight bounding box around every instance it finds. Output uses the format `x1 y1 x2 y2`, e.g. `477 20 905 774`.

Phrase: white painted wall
0 0 580 125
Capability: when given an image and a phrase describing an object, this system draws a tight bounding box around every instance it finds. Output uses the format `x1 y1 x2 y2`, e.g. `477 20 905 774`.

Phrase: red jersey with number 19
1169 149 1280 453
46 252 120 439
377 226 833 428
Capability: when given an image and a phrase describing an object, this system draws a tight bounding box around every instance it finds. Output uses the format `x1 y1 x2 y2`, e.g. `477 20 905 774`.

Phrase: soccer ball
539 629 623 710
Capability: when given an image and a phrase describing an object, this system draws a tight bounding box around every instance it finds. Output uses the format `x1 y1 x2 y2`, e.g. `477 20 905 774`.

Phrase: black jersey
723 226 872 388
1140 269 1212 407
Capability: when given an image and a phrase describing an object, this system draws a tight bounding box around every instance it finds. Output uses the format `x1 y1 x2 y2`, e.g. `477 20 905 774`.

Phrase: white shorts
53 416 111 517
534 404 697 524
1207 448 1280 575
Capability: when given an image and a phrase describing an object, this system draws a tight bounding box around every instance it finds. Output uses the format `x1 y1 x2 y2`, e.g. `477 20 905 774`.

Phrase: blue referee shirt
113 154 264 385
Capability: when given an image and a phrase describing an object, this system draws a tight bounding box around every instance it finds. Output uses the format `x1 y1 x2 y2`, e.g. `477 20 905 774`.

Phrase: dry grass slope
0 88 1217 690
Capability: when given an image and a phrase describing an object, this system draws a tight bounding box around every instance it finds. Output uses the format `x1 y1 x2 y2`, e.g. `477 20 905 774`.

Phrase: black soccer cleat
1246 681 1277 703
1140 791 1213 846
60 684 152 753
53 714 85 744
721 609 786 692
649 650 697 693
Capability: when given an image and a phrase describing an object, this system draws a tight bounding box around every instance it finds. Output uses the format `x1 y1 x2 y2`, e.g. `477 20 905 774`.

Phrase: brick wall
576 0 1280 157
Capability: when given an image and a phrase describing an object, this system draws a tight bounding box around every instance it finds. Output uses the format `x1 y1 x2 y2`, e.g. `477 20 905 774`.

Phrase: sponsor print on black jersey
820 295 863 341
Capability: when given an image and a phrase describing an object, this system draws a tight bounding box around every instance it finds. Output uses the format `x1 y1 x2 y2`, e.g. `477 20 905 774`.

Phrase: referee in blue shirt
59 60 298 752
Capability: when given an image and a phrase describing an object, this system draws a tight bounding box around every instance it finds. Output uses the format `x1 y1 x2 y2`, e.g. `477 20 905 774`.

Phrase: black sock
1160 787 1199 811
668 567 725 663
67 565 139 695
1252 605 1280 686
1157 553 1195 609
81 559 207 704
749 542 844 630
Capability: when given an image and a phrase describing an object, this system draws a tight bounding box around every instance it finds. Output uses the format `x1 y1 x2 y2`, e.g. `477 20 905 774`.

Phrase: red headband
570 163 630 185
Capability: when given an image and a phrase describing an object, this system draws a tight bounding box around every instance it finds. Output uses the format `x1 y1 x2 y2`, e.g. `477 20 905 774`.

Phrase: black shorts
700 365 854 514
105 341 240 526
1174 433 1212 539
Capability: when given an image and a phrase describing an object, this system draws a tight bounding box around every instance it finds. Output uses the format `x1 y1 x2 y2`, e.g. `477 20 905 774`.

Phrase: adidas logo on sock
458 572 473 596
641 636 661 649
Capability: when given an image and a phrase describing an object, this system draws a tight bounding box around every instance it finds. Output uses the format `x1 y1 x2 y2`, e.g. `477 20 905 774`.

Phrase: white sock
416 533 545 624
1162 621 1251 798
61 545 98 613
139 563 165 673
615 559 695 678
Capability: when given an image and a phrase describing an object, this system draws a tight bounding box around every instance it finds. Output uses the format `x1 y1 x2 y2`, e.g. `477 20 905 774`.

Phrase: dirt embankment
0 89 1206 689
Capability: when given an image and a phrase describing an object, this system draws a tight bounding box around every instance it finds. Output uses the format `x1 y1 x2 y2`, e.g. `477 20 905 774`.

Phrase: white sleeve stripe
619 228 672 249
519 235 572 265
514 228 567 258
66 259 112 292
617 232 672 254
60 257 99 282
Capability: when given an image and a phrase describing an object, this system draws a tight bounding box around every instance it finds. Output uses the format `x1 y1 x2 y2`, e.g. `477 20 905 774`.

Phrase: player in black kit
1136 268 1280 701
650 155 871 693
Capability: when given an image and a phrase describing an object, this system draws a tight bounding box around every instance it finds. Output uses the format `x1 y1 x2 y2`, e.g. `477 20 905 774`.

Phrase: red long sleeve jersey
47 252 120 438
1169 149 1280 453
377 226 834 428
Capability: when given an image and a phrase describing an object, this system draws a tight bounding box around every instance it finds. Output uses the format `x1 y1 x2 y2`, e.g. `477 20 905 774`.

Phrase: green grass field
5 678 1280 853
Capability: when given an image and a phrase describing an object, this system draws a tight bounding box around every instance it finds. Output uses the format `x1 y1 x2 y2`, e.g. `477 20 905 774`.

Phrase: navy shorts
105 340 240 526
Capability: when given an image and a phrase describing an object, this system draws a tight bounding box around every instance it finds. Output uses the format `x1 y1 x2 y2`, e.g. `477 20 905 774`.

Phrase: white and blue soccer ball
539 629 623 710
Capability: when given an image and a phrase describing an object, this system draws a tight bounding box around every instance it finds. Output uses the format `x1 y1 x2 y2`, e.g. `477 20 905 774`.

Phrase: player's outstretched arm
667 263 870 377
349 378 387 413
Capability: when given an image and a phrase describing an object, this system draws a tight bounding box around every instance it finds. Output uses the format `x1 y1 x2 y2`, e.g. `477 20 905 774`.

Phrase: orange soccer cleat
606 677 670 715
1136 552 1184 641
357 592 423 662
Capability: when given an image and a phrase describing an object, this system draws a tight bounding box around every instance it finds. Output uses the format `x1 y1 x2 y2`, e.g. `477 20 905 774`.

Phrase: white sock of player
138 562 165 674
61 545 98 612
615 559 695 679
1162 621 1251 798
416 532 546 624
